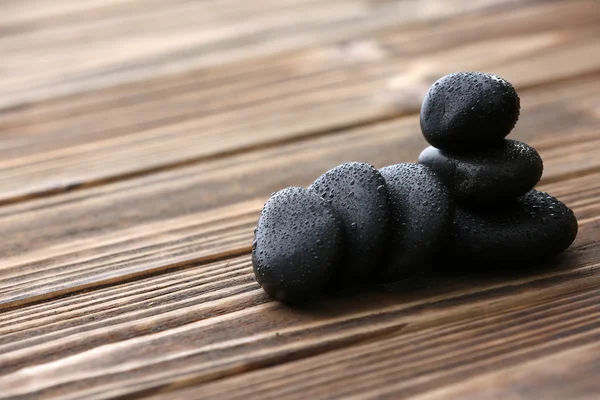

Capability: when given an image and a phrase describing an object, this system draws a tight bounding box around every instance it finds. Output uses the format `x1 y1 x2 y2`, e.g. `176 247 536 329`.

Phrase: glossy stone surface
420 71 520 150
418 140 543 205
252 187 345 303
447 189 578 265
308 162 391 284
378 163 454 282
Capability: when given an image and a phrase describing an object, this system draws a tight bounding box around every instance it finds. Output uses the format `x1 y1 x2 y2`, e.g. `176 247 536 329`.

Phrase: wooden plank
0 183 598 398
0 0 360 97
0 0 151 26
1 174 597 372
0 199 261 308
150 259 600 400
0 0 524 109
1 168 598 333
0 74 599 309
0 256 262 341
0 0 598 204
411 341 600 400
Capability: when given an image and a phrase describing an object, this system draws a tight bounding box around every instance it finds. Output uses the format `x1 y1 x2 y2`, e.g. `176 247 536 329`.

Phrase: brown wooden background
0 0 599 398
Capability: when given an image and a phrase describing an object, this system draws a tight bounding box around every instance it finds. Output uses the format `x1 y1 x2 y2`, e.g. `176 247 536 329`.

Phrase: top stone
420 72 520 151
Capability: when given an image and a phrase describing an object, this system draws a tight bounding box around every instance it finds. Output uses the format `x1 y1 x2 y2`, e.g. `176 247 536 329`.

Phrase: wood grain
1 168 598 334
0 0 597 204
0 0 525 109
0 200 260 308
412 341 600 400
0 74 599 309
157 264 600 400
0 183 598 398
0 1 599 399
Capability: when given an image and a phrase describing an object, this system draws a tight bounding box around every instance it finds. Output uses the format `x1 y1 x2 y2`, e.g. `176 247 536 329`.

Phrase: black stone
420 71 520 150
378 163 454 282
308 161 391 284
252 187 345 303
447 189 578 265
418 140 543 205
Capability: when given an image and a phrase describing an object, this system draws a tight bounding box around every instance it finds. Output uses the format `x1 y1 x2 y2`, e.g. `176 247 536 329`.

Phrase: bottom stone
446 189 578 265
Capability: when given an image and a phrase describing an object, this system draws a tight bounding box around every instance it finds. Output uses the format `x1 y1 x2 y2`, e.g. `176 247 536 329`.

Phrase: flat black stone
378 163 454 282
420 71 520 150
446 189 578 265
418 140 543 205
252 186 345 304
308 162 392 284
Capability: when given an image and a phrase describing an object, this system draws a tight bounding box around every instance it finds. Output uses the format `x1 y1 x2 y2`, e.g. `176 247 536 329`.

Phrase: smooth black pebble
252 186 345 303
418 139 543 205
378 163 454 282
420 71 520 150
308 162 391 284
447 189 578 265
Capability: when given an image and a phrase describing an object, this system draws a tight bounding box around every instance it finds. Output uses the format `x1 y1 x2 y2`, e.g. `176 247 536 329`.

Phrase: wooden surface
0 1 599 399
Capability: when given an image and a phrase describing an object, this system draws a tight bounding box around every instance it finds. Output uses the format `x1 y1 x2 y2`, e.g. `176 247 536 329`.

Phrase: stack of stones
417 72 578 267
251 71 578 305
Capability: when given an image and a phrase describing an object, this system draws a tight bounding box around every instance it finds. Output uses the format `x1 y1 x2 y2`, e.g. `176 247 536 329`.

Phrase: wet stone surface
379 163 454 282
420 71 520 151
446 189 578 266
309 161 392 284
418 140 543 206
252 186 345 303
